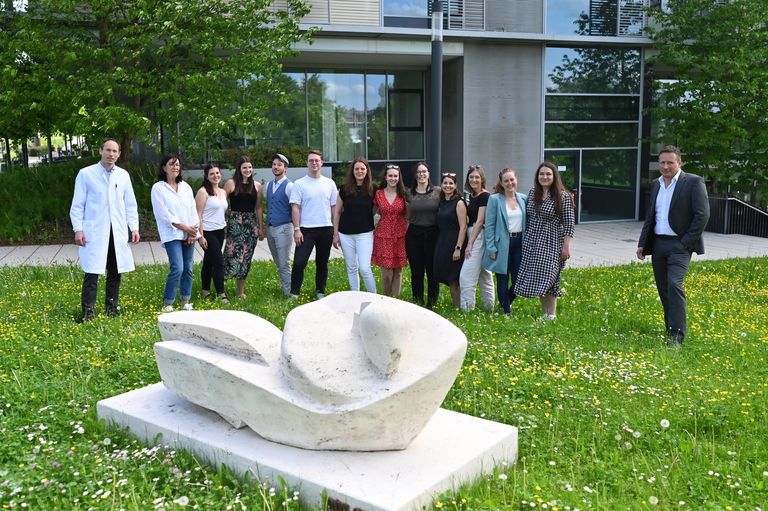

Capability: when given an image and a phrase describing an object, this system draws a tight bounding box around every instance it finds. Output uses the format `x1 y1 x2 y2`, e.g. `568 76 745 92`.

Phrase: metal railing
706 195 768 238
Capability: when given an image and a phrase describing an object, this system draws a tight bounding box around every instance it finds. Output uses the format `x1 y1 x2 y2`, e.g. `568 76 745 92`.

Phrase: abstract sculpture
154 291 468 451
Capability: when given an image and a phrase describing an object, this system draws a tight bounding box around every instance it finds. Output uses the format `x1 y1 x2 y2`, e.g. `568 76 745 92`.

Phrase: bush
221 144 311 169
0 159 161 244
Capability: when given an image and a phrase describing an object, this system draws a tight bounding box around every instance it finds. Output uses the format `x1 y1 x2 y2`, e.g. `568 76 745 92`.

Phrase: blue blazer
482 192 527 274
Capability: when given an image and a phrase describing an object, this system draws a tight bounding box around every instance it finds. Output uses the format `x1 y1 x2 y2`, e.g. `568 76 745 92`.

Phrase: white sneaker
288 294 299 300
182 303 194 311
316 292 325 299
161 305 174 313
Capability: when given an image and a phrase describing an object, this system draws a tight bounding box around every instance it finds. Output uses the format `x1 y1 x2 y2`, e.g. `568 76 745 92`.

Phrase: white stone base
97 383 518 511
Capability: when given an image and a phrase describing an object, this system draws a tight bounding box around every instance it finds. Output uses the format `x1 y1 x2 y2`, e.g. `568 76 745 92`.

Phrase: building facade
258 0 655 223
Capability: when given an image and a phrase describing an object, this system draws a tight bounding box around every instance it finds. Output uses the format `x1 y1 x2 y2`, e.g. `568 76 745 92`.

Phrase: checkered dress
514 189 575 298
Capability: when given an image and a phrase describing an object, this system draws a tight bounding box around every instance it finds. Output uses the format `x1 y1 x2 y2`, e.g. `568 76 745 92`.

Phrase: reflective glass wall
547 0 647 37
251 70 425 163
544 47 642 222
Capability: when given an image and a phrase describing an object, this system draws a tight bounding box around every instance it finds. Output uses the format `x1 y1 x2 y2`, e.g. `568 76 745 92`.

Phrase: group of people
70 140 708 348
328 157 576 319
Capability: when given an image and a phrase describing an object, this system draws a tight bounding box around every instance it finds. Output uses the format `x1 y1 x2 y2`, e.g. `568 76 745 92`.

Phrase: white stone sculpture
154 291 468 451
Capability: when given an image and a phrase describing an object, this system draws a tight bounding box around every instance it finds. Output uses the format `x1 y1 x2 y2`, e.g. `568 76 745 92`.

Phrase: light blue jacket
482 192 527 274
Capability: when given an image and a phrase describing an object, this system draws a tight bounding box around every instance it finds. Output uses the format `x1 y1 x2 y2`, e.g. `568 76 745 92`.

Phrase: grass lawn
0 258 766 510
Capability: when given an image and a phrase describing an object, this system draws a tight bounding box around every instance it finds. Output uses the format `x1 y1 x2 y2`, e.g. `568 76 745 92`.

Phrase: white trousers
459 225 495 311
339 231 377 293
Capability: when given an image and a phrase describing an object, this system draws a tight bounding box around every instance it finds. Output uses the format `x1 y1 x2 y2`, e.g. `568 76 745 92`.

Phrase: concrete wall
485 0 543 34
461 43 543 191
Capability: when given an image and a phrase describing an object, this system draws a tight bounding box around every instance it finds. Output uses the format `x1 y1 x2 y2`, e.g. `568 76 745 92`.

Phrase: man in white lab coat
69 139 140 321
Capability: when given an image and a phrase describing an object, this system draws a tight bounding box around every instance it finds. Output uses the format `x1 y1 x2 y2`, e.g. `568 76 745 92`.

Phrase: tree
647 0 768 202
7 0 312 163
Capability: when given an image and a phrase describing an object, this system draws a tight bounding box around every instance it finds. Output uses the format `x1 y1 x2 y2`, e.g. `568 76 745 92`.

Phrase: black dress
433 198 466 284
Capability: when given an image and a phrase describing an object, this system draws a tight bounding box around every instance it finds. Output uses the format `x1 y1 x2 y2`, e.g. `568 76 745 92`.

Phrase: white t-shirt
289 174 338 228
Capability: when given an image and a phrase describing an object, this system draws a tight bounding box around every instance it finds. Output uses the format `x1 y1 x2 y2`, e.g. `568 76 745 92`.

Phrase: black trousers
201 228 226 294
81 228 120 310
290 226 333 295
405 224 439 305
651 236 692 338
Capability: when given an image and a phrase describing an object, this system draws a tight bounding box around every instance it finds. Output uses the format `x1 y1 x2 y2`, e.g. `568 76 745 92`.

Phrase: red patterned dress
372 189 408 269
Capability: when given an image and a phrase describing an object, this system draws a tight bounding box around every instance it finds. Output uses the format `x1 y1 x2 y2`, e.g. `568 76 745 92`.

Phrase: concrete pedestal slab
97 383 518 511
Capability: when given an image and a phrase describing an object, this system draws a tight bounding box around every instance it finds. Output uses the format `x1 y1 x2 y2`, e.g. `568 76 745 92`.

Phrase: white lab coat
69 163 139 274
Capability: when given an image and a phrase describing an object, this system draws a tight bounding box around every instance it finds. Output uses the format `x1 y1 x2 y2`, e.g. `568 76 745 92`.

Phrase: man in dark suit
637 145 710 346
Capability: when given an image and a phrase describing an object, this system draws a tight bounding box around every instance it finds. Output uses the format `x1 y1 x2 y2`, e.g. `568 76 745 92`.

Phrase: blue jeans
163 240 195 305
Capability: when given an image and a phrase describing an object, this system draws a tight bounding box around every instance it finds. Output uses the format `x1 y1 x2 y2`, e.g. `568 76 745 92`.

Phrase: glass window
390 132 424 160
383 0 429 28
366 74 388 161
545 122 639 148
306 73 365 162
547 0 646 36
383 0 427 16
546 47 641 94
251 73 307 146
546 96 640 121
389 92 423 129
580 149 637 221
547 0 593 35
256 70 425 162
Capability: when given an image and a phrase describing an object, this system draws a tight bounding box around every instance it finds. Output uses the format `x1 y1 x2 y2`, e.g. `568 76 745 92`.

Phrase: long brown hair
379 164 406 198
233 156 255 196
343 157 373 198
533 161 565 215
493 168 517 194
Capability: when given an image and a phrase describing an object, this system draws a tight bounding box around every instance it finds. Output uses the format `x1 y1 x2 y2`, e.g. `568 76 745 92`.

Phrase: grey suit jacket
638 171 710 255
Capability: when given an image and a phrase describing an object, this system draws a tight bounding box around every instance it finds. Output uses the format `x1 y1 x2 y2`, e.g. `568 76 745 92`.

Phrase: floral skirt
223 211 258 279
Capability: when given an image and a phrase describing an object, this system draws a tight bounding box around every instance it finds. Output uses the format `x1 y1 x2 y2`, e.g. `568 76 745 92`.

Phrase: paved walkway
1 222 767 268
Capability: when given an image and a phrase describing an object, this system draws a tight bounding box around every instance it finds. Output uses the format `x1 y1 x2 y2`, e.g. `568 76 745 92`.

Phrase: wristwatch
293 226 301 232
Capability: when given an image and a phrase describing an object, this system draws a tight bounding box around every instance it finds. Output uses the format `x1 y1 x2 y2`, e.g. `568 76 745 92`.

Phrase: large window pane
390 132 424 160
366 74 388 161
580 149 637 221
387 71 423 89
384 0 427 16
547 0 646 36
545 122 639 148
388 71 424 160
545 47 641 94
252 72 306 146
383 0 428 27
307 73 365 162
546 95 640 121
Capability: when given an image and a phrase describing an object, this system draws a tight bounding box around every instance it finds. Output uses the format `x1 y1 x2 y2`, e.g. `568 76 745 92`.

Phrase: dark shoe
81 306 95 323
105 298 120 317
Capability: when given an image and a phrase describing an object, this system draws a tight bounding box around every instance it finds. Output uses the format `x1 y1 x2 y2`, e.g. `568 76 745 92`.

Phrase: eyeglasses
468 164 482 171
442 173 456 177
385 164 400 170
416 169 429 174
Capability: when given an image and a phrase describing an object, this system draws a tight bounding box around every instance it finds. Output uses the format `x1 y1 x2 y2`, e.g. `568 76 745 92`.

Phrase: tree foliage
647 0 768 199
1 0 312 162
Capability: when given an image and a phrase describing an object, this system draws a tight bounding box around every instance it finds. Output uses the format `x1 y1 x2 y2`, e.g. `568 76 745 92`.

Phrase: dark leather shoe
105 299 120 317
81 306 95 323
